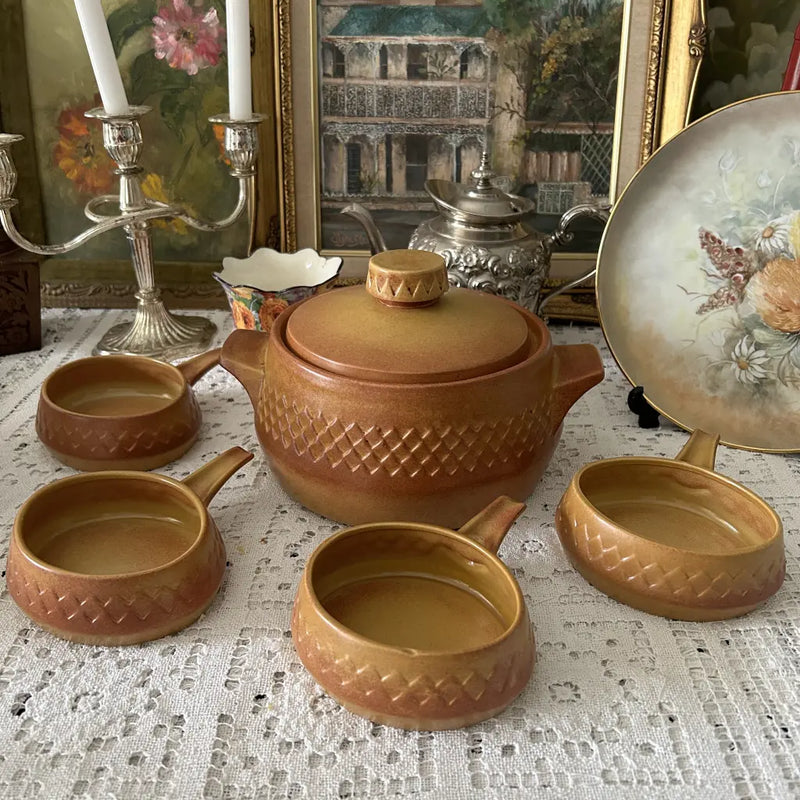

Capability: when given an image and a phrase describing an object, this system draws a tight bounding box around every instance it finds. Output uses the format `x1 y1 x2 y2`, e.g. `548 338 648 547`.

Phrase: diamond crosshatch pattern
0 309 797 799
258 386 551 478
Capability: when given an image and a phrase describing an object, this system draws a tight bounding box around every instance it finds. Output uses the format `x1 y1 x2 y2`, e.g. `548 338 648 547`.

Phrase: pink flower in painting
152 0 224 75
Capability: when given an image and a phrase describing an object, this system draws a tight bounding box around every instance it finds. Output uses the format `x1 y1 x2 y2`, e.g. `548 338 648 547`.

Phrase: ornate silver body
409 216 550 312
343 153 610 315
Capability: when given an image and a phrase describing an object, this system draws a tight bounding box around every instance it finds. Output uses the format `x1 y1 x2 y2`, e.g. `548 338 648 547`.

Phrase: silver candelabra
0 106 263 361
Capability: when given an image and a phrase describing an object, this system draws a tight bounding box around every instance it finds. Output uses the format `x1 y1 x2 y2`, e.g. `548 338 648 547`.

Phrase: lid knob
469 150 495 192
366 249 449 307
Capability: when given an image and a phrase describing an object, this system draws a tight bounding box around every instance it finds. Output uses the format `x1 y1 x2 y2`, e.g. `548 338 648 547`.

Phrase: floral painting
683 142 800 393
22 0 245 264
597 92 800 451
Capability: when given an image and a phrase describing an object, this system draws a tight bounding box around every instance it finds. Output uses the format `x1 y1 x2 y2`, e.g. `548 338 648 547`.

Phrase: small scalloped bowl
214 247 343 332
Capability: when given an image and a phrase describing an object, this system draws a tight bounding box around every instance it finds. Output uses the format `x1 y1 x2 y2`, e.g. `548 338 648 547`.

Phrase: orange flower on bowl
258 296 290 331
231 301 256 330
214 247 343 331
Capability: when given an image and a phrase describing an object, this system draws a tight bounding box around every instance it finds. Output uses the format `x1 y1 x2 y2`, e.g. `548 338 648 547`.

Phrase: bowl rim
215 248 343 294
300 521 527 658
567 455 783 557
12 471 209 581
39 355 189 422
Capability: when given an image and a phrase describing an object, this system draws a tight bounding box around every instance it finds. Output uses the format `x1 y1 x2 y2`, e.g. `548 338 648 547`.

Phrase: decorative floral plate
214 248 342 332
597 91 800 452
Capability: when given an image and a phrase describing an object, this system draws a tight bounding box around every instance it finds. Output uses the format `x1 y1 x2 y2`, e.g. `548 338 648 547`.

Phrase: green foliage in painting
486 0 622 127
528 1 623 128
106 1 159 52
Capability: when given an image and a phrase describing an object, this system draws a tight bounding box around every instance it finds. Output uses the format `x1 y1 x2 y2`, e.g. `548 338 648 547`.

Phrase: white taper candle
226 0 252 119
74 0 130 116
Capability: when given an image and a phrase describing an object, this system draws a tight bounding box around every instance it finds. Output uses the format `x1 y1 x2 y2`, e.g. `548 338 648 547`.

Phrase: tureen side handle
220 329 269 408
550 344 605 433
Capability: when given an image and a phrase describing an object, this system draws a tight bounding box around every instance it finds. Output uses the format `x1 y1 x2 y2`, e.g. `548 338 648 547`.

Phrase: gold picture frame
262 0 706 286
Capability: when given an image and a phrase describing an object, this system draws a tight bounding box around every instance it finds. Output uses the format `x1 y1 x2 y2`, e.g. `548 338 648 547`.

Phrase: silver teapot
342 153 609 314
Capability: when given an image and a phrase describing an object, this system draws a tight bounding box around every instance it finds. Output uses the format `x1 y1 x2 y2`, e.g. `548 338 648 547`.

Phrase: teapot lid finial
470 151 495 192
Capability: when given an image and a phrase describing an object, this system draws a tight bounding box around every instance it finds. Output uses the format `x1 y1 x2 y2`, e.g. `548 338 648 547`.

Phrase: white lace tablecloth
0 309 798 800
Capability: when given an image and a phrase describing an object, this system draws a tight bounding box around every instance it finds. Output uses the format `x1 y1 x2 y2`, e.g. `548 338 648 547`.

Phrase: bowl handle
182 446 254 507
674 430 719 471
550 343 605 433
178 347 222 386
457 496 526 554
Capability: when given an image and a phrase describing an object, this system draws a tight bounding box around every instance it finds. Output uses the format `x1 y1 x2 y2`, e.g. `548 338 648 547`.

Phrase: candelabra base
92 297 217 361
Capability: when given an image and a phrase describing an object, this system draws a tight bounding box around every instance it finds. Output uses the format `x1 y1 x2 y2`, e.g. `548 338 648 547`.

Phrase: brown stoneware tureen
221 249 604 527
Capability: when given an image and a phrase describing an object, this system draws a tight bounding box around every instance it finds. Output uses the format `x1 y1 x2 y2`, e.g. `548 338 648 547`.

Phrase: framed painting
1 0 272 308
691 1 800 121
265 0 706 287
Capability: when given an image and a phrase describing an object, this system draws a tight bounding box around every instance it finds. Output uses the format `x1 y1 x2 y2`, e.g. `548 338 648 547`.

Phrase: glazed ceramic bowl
292 497 534 730
36 347 220 471
222 250 604 527
214 247 343 332
6 447 253 645
555 431 784 620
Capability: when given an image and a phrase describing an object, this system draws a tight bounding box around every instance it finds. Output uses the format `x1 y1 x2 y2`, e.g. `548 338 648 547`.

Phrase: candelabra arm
85 194 128 223
168 175 252 233
0 204 173 256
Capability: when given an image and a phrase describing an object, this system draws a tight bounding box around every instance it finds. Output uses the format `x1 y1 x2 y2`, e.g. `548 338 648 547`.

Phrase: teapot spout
221 328 268 410
341 203 388 255
458 496 526 554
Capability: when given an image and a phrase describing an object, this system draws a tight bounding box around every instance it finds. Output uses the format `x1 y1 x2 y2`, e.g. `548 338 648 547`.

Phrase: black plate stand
627 386 660 428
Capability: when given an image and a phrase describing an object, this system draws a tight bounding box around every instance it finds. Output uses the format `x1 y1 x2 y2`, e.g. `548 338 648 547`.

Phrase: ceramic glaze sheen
56 380 178 416
6 447 253 645
593 496 762 552
292 498 535 730
36 515 195 575
556 431 785 621
322 574 506 651
36 348 221 471
222 250 604 527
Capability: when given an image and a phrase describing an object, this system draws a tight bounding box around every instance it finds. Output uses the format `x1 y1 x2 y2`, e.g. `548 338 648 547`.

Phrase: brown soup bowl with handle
292 496 534 730
6 447 253 645
221 250 604 527
36 347 221 471
555 430 784 621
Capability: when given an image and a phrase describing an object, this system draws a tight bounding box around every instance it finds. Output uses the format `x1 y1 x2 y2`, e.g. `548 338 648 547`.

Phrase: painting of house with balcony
318 0 622 251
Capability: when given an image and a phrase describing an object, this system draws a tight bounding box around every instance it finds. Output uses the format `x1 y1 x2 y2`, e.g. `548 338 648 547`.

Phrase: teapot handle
536 203 610 316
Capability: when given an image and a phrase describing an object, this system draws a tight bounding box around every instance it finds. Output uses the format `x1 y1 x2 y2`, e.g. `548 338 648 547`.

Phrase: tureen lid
284 250 533 383
425 152 535 224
